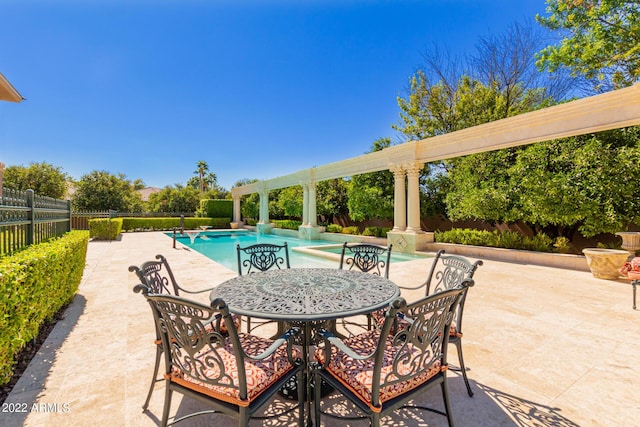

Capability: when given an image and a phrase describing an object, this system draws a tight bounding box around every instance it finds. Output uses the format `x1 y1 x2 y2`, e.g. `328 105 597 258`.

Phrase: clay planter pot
582 248 630 280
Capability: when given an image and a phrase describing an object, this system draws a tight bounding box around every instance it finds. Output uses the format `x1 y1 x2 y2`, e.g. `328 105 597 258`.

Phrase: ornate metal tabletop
210 268 400 322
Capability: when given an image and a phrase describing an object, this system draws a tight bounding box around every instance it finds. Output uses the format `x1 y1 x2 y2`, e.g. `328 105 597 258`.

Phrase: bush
326 224 343 233
198 199 233 219
435 228 557 252
272 220 302 230
0 230 89 385
89 218 122 240
341 226 360 235
246 219 258 226
363 226 391 238
119 217 230 231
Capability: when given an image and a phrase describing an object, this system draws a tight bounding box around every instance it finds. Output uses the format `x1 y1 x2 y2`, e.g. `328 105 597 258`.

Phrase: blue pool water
171 230 338 270
170 230 427 271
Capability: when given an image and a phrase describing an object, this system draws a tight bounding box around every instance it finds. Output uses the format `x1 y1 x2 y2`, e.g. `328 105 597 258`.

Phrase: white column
232 194 241 223
406 162 423 233
302 183 309 226
258 190 269 224
308 181 318 227
390 165 406 231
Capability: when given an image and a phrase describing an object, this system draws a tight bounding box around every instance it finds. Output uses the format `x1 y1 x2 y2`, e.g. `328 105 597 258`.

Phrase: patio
3 231 639 426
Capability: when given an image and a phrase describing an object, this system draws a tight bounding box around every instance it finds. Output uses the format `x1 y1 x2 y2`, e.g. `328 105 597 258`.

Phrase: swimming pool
170 230 427 271
171 230 339 270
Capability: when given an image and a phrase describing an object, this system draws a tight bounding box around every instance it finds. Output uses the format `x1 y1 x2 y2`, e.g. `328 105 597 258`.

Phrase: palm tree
195 160 209 194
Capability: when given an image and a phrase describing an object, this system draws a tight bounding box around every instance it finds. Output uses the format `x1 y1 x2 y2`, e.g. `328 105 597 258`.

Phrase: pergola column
390 165 406 232
406 162 424 234
232 193 242 224
308 181 318 227
302 183 309 225
258 189 269 224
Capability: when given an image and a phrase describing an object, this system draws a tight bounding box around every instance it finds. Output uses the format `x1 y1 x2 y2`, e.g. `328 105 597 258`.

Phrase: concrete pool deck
3 231 639 426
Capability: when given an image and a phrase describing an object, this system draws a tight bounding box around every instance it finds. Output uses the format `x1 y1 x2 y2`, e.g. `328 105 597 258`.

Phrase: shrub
326 224 342 233
0 230 89 385
120 217 230 231
246 219 258 226
272 220 302 230
198 199 233 219
435 228 557 252
554 236 572 253
89 218 122 240
363 226 391 238
341 226 360 235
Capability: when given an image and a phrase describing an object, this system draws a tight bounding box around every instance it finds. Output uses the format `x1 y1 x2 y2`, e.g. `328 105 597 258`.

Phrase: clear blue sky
0 0 550 191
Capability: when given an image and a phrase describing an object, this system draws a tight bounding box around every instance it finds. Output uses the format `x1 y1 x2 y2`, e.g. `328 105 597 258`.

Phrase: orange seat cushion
314 329 443 410
168 332 300 406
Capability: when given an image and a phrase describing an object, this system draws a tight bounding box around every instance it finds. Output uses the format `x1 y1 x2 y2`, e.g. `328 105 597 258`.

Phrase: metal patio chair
398 249 483 397
236 242 291 334
313 280 472 427
129 254 232 410
133 287 304 427
338 242 392 333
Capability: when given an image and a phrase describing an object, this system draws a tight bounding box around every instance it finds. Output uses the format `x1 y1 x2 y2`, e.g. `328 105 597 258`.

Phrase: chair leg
313 372 321 427
454 340 473 397
297 370 304 427
441 377 455 427
142 344 162 410
161 383 172 427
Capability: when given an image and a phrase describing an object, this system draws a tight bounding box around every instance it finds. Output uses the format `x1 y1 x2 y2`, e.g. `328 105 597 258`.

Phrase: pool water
171 230 339 270
171 230 427 271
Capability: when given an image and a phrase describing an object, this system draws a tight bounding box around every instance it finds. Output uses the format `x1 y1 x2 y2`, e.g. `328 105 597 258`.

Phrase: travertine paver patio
3 231 639 427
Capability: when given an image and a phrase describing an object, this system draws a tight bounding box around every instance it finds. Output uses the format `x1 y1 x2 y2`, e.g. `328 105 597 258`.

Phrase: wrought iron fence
0 187 71 256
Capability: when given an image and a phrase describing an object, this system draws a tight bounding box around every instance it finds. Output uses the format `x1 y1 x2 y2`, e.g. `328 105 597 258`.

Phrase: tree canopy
536 0 640 91
72 170 144 212
3 162 69 199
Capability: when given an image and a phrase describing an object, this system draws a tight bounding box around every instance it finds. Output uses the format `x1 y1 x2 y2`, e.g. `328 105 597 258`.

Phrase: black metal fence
0 187 71 256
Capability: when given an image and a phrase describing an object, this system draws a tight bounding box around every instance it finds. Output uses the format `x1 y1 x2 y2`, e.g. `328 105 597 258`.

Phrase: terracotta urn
582 248 630 280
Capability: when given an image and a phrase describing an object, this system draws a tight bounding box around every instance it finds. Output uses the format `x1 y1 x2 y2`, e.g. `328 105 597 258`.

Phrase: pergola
231 84 640 252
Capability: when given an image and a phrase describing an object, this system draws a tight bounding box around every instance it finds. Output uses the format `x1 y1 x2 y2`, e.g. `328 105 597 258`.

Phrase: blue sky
0 0 550 191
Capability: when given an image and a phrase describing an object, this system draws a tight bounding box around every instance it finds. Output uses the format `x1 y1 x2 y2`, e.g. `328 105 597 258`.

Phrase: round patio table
210 267 399 321
210 268 400 422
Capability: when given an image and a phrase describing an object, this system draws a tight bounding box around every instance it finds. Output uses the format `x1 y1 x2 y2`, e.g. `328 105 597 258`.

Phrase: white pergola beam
233 84 640 196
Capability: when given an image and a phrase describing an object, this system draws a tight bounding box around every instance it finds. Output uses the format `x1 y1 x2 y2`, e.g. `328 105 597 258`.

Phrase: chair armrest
242 327 302 363
176 285 216 295
316 329 376 365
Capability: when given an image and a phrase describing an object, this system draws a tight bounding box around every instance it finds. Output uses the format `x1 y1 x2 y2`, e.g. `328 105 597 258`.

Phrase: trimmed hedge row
272 220 302 230
0 230 89 385
121 217 230 232
89 218 123 240
435 228 571 253
198 199 232 218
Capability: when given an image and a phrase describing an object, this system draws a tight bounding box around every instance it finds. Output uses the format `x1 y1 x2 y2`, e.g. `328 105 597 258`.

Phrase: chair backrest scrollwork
236 242 291 275
129 254 180 295
339 242 392 278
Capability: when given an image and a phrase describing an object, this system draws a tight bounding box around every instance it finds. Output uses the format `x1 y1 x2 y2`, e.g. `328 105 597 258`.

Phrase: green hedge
326 224 343 233
89 218 123 240
0 230 89 385
120 217 230 231
272 220 302 230
362 226 392 238
435 228 565 253
198 199 233 219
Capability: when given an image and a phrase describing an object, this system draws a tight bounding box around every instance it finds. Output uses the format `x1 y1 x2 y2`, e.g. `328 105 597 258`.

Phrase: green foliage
362 226 391 238
147 185 200 214
341 226 360 235
198 199 233 219
0 230 88 385
326 224 343 233
277 186 304 217
446 129 640 237
120 217 230 231
72 170 144 212
3 162 69 199
347 138 395 222
246 218 258 226
317 179 349 219
435 228 559 252
554 236 572 254
272 220 302 230
536 0 640 90
88 218 122 240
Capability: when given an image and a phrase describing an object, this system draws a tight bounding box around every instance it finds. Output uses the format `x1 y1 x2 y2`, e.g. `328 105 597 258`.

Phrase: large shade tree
3 162 68 199
536 0 640 92
72 170 144 212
